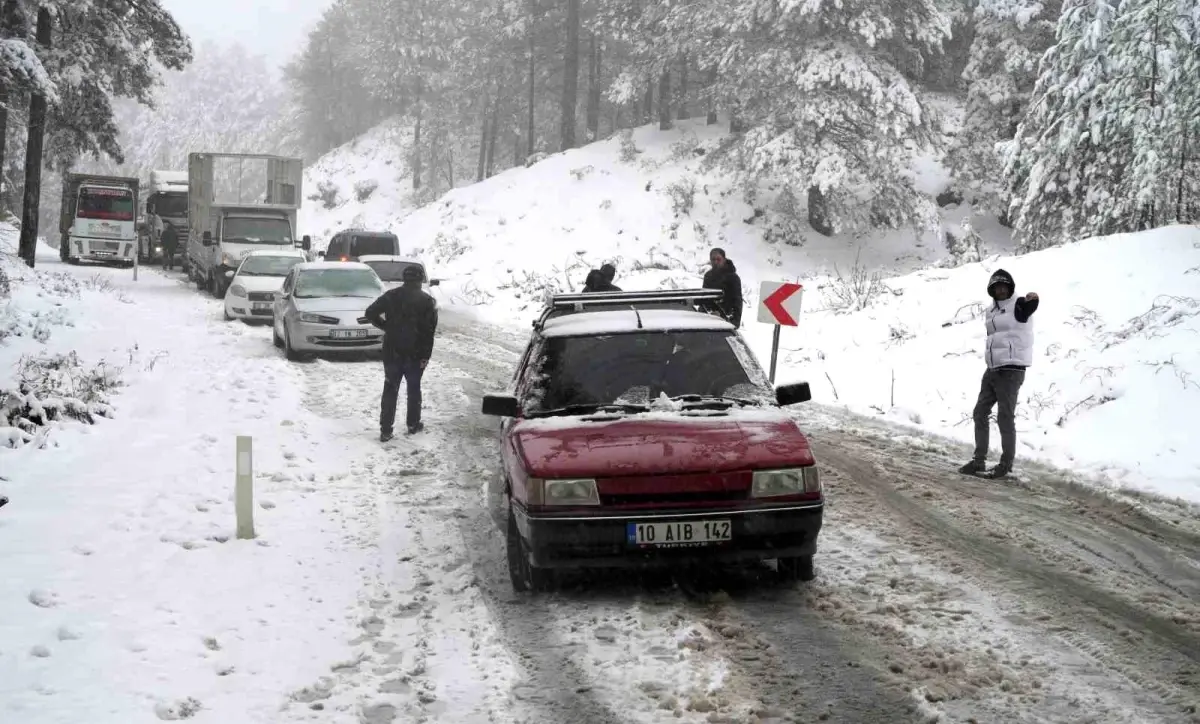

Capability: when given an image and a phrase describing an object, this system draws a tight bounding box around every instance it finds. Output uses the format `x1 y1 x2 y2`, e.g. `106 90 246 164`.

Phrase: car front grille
248 292 273 302
599 489 748 507
101 241 120 250
597 471 751 508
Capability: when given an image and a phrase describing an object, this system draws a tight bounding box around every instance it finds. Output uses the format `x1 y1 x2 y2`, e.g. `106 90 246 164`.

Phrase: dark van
323 229 400 261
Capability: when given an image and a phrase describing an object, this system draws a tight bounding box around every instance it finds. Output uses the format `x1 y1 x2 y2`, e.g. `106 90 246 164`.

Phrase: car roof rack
533 288 728 330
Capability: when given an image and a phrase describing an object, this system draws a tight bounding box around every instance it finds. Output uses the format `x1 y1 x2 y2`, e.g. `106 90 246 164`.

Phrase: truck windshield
295 269 383 299
224 217 292 244
530 330 770 411
152 193 188 218
78 188 135 221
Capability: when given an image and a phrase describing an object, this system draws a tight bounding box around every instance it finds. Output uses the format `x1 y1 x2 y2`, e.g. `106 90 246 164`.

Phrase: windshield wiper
668 394 756 407
527 402 650 419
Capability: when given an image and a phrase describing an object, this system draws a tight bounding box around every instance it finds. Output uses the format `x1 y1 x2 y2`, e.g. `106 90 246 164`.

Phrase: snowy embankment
0 243 378 720
302 116 1200 503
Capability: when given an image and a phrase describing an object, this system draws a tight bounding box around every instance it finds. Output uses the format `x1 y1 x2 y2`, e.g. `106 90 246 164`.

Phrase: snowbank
300 116 1015 324
772 225 1200 502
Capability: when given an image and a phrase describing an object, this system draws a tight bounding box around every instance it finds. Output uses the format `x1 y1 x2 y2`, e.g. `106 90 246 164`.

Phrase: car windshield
77 187 135 221
224 217 292 244
351 235 398 256
238 255 305 277
529 330 772 412
151 193 188 218
363 260 422 282
295 268 383 298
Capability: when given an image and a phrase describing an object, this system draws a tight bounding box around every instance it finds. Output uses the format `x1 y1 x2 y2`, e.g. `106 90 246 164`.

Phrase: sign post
757 281 804 384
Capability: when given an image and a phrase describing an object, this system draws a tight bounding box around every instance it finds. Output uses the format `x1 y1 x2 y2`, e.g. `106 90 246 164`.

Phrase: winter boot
958 460 986 476
380 430 394 443
406 422 425 435
984 462 1012 479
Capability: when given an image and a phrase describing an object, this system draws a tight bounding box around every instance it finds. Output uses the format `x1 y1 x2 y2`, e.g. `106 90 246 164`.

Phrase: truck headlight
751 467 820 498
529 478 600 506
229 284 247 297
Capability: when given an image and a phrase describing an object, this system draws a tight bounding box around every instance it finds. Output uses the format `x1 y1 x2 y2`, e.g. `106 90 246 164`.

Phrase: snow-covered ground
299 118 1200 504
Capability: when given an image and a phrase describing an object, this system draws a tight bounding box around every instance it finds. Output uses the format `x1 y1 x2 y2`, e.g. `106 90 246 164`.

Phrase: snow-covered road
3 257 1198 724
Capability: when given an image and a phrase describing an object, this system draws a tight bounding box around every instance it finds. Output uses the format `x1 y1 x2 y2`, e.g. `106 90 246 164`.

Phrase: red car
482 289 823 592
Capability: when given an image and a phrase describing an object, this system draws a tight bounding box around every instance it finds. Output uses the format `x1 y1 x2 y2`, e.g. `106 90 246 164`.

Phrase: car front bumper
287 318 383 352
224 297 275 320
513 502 824 569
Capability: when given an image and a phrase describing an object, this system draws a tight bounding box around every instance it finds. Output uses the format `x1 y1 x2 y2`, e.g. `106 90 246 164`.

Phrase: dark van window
351 235 398 257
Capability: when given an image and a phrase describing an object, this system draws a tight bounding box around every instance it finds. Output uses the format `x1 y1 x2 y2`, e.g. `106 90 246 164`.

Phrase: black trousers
972 367 1026 466
380 358 424 432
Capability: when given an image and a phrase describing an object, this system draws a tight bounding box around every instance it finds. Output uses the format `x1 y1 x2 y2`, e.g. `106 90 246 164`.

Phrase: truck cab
59 175 140 266
200 208 310 296
140 170 189 263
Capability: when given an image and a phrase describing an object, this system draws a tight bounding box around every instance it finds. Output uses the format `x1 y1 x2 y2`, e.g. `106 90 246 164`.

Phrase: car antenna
630 305 643 330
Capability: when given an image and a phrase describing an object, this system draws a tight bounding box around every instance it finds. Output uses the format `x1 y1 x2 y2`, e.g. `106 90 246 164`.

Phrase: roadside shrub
618 130 641 163
664 177 697 217
354 179 379 202
825 252 888 312
1 351 122 448
311 180 340 209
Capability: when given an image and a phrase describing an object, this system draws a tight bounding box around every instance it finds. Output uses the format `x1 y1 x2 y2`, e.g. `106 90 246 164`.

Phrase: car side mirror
775 382 812 407
225 270 235 279
302 235 312 251
202 231 213 246
481 394 520 418
429 278 440 287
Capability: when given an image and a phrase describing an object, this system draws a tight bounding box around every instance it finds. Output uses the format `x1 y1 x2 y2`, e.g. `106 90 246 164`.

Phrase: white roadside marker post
133 244 138 281
235 435 255 539
757 281 805 384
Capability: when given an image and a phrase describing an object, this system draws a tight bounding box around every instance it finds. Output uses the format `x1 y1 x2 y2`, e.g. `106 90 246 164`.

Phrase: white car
272 261 386 360
223 249 309 322
356 254 440 291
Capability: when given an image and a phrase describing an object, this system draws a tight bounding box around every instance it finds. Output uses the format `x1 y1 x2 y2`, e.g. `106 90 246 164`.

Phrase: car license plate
252 302 271 311
330 329 368 339
627 520 732 547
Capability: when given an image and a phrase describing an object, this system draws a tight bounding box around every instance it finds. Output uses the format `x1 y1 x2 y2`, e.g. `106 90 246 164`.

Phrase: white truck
185 152 311 298
59 174 140 266
139 170 189 264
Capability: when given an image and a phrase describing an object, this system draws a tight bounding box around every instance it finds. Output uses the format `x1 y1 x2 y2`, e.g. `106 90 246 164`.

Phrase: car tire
272 323 284 348
223 307 234 322
284 326 303 362
777 555 815 582
507 506 552 593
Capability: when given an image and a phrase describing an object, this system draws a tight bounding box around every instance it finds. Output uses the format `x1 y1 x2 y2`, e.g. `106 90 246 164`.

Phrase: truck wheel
507 506 553 593
777 555 815 583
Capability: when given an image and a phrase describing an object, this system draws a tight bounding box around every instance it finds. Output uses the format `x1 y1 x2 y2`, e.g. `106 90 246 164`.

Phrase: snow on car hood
293 296 378 314
232 275 289 294
513 407 814 479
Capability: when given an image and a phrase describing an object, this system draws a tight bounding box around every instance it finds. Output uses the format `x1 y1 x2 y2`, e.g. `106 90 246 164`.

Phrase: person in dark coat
702 247 744 327
364 265 439 441
959 268 1039 479
160 222 179 270
582 263 621 292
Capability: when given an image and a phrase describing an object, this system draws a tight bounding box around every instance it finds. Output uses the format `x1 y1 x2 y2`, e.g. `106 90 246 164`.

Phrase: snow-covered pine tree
1004 0 1121 249
947 0 1061 217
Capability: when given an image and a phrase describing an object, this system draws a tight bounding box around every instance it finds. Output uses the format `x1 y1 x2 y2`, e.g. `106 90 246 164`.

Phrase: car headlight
528 478 600 506
229 284 247 297
751 467 820 498
299 313 339 324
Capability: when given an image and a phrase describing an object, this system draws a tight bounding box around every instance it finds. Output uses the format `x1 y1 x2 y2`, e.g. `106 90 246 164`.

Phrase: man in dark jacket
364 265 439 441
702 248 744 327
582 263 621 292
160 222 179 271
960 268 1039 479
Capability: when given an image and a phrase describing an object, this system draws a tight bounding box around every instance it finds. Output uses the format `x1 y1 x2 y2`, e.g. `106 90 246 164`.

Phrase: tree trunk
560 0 580 151
514 132 523 167
807 186 834 237
486 85 501 177
446 144 454 189
706 67 718 125
658 69 672 131
526 0 536 157
585 34 601 142
412 78 423 191
729 102 744 133
643 82 653 124
1175 122 1188 222
0 0 23 213
477 83 490 182
17 7 50 268
677 57 688 120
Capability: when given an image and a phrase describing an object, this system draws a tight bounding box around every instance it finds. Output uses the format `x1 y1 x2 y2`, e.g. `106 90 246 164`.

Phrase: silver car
272 261 386 360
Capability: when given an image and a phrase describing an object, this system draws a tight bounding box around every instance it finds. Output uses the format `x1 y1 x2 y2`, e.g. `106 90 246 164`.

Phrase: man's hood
987 268 1015 298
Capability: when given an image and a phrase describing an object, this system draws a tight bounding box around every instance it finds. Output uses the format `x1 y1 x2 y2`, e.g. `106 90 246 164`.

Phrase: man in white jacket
960 269 1040 479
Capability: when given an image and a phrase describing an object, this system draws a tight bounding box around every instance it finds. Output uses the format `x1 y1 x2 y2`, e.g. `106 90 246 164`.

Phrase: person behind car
959 268 1040 479
702 247 743 327
364 264 439 441
582 263 621 293
160 222 179 271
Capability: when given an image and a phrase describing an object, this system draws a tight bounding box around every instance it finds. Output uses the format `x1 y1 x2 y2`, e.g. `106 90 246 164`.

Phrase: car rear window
529 330 770 410
351 235 398 257
363 260 423 282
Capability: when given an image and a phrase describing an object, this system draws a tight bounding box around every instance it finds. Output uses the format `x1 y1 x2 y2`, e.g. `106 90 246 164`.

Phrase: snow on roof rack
534 288 728 330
